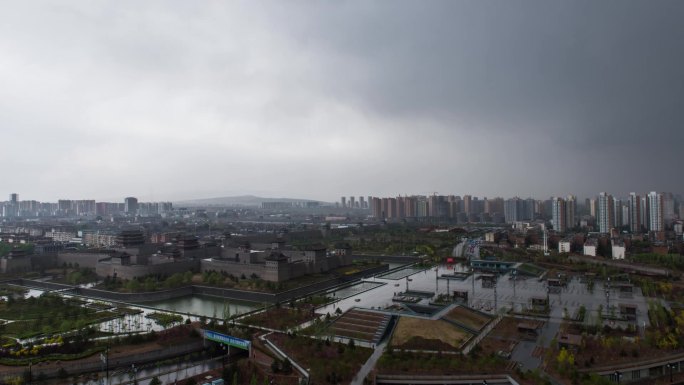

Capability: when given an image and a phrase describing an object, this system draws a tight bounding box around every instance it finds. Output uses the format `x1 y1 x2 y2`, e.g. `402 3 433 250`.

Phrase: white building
583 239 597 257
598 192 614 234
648 191 664 232
551 197 566 233
558 239 571 253
674 221 683 236
611 239 626 260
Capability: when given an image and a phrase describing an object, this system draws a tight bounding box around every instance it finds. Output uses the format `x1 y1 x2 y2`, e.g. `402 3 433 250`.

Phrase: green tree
149 376 162 385
282 358 293 374
57 367 68 379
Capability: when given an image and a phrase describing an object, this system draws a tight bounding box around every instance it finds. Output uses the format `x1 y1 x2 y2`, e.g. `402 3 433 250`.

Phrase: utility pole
471 268 476 307
512 270 517 312
105 346 109 385
605 277 611 318
494 282 498 313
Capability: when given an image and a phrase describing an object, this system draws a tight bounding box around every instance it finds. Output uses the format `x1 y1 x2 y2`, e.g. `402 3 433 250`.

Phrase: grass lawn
517 263 546 277
267 333 372 385
377 350 507 375
442 306 492 331
241 305 317 330
0 295 123 338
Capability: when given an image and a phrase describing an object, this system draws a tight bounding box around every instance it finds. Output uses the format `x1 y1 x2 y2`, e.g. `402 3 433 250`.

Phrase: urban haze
2 2 684 385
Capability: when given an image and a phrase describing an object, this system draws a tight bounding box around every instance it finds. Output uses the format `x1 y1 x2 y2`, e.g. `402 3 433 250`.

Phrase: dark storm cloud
254 0 684 198
274 1 684 141
1 1 682 201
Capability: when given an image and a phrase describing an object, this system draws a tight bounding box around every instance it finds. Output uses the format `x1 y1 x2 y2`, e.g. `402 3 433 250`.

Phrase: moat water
140 295 259 318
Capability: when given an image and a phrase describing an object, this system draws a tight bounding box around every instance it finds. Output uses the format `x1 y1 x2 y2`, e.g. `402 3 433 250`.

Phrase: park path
351 340 387 385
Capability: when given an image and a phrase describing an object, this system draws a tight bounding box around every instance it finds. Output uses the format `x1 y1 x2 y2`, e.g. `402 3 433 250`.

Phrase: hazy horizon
2 191 679 206
2 1 683 202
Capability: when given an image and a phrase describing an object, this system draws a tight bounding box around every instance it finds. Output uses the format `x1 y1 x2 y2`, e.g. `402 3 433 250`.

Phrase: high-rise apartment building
463 195 472 215
370 197 382 219
396 196 405 218
663 192 675 226
551 197 567 232
504 197 532 223
621 204 629 228
566 195 576 230
628 193 642 233
648 191 664 232
404 196 417 218
387 197 398 219
124 197 139 215
641 196 649 230
598 192 614 234
613 198 623 228
416 198 428 218
484 197 504 215
523 198 540 221
428 195 448 218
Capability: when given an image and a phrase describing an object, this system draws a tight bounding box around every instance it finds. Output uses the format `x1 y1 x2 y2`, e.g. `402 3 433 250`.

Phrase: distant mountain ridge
174 195 327 207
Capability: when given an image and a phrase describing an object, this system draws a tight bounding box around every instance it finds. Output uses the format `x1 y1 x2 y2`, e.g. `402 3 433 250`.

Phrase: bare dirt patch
392 317 471 351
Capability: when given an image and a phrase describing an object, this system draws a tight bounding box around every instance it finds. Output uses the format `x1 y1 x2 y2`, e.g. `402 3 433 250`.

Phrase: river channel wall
0 340 205 380
352 254 421 264
14 264 390 304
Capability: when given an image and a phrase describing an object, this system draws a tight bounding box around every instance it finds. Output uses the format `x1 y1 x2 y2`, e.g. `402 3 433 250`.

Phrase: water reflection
139 295 259 319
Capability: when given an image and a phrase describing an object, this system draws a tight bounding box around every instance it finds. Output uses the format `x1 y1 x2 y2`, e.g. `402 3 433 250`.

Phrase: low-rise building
612 239 626 260
583 239 597 257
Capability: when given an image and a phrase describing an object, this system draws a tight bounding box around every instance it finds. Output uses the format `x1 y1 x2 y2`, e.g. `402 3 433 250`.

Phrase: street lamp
471 268 476 307
512 270 517 299
493 283 497 313
606 277 611 313
221 344 229 372
614 370 621 384
668 362 674 383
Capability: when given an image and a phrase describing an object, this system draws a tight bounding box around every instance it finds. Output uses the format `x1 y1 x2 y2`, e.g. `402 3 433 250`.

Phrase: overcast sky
1 1 683 203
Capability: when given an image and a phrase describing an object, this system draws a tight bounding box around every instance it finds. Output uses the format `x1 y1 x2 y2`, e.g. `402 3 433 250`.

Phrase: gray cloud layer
1 1 682 202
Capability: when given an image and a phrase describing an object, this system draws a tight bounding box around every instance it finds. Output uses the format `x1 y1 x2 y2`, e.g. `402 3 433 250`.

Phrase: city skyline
2 189 682 206
2 1 684 202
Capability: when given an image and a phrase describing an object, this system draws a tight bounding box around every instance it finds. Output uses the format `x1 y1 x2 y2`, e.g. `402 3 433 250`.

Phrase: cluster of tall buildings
339 196 368 209
364 194 510 223
354 191 681 235
550 195 577 233
592 191 677 234
0 194 172 218
362 194 562 224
